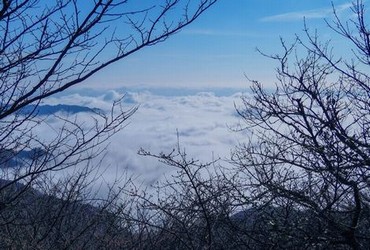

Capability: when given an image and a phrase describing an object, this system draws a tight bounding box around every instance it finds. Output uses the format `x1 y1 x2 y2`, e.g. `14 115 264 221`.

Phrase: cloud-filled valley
40 88 247 185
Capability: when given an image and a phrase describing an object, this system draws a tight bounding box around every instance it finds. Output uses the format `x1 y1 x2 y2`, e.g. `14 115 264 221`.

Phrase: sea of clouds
42 88 249 186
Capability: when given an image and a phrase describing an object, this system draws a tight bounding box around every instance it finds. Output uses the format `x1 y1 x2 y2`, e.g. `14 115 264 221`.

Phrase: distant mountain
0 147 47 168
18 104 102 116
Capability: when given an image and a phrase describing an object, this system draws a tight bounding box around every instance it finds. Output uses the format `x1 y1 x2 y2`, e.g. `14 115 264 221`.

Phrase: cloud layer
42 89 246 185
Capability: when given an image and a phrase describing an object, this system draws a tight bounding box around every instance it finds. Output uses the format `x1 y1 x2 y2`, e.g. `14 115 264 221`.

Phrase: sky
86 0 355 91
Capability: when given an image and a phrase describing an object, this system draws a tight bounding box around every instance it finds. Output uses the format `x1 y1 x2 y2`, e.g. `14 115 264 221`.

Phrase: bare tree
0 0 218 248
132 144 237 250
233 0 370 248
104 1 370 249
89 1 370 249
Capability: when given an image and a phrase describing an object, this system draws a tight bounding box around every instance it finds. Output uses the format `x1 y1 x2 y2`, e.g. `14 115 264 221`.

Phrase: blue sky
86 0 354 91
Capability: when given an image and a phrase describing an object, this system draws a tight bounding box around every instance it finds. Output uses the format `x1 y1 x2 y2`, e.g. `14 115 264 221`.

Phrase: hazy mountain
18 104 102 116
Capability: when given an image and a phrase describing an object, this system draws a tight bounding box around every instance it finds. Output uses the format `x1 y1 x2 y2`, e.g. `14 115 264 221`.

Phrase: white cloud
39 89 247 186
182 28 257 37
260 3 352 22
